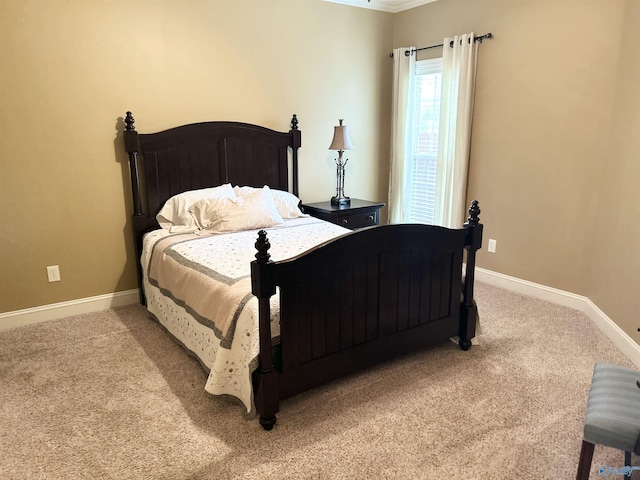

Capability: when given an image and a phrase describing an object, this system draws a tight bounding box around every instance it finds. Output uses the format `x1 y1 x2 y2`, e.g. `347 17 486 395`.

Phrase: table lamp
329 118 353 206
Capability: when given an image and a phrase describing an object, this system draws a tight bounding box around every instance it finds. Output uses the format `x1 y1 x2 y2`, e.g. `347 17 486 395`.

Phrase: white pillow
189 186 284 233
233 185 259 197
233 185 305 219
156 184 236 229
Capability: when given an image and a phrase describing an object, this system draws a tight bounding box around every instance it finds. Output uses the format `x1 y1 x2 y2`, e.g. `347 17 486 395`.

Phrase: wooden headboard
123 111 301 299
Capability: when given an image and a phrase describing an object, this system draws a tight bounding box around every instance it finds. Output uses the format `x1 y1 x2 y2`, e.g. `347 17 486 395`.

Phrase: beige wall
0 0 392 312
394 0 639 343
588 0 640 343
2 0 638 346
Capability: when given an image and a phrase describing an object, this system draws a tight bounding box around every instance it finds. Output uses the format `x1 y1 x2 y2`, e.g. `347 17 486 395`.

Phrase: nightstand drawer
302 199 385 231
336 210 378 229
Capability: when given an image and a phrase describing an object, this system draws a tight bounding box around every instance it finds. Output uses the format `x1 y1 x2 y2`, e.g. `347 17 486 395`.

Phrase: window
407 58 442 224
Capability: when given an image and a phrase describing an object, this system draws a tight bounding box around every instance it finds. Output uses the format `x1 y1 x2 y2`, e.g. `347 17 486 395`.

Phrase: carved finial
291 114 298 131
125 111 136 132
467 200 480 226
255 230 271 264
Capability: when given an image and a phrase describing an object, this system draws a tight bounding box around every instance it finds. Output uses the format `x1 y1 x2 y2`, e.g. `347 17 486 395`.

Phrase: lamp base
331 195 350 207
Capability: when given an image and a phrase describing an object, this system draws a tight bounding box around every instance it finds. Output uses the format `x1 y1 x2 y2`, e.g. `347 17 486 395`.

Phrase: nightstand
302 199 385 230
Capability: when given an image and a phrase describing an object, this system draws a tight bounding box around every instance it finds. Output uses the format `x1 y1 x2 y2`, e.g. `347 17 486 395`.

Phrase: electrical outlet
46 265 61 282
487 239 497 253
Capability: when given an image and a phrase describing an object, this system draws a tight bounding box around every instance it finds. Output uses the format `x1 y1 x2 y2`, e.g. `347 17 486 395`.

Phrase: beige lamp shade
329 119 354 151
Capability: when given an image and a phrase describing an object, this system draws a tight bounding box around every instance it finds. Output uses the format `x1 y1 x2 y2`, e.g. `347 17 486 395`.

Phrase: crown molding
323 0 437 14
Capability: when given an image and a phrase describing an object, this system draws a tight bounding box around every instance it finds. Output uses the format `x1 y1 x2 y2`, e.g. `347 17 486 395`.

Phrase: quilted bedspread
141 217 348 413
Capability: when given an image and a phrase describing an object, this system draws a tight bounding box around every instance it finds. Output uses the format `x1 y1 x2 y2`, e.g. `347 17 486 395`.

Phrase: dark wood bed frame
123 111 483 430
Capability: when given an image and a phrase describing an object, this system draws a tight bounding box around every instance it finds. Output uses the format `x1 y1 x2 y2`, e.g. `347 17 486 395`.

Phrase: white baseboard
0 289 140 332
2 269 639 368
476 267 640 368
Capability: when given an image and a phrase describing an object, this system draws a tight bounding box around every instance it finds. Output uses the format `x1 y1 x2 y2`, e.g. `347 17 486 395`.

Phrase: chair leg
624 450 631 467
576 440 595 480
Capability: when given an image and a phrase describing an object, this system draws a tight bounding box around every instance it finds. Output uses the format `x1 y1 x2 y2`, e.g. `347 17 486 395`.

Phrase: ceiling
323 0 437 13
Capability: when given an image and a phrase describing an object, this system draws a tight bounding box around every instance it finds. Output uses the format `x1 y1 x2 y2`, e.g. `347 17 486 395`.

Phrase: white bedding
141 217 349 413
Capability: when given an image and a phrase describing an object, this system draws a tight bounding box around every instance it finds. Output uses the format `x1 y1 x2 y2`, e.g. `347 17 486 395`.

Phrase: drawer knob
368 214 374 222
342 218 349 225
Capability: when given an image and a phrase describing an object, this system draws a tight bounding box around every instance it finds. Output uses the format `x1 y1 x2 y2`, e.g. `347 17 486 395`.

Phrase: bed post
250 231 279 430
460 200 483 350
124 111 146 304
124 112 143 218
290 114 301 198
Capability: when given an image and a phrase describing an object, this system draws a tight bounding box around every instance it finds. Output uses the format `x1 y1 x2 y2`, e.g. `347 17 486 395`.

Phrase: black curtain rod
389 32 493 58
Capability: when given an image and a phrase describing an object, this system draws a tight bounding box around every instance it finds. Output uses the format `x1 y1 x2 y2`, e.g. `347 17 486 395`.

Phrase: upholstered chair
576 362 640 479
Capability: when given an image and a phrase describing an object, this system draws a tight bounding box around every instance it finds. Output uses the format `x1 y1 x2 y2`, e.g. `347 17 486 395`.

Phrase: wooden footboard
251 201 483 430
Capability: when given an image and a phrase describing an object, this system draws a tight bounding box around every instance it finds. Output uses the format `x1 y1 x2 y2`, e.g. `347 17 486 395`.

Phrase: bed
123 111 483 430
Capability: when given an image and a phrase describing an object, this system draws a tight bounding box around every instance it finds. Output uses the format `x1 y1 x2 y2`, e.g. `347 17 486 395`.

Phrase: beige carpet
1 282 638 480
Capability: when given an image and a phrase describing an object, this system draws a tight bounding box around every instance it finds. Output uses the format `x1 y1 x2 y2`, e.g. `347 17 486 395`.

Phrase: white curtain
387 47 415 224
435 33 479 228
